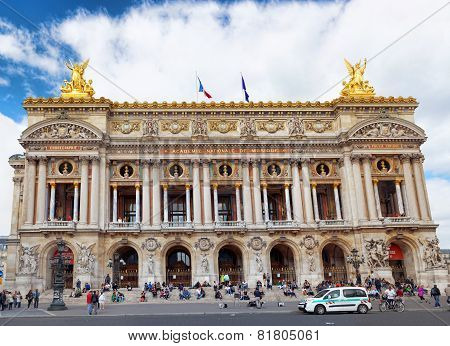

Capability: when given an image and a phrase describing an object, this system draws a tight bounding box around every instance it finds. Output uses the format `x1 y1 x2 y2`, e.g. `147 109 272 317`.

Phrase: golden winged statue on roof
60 59 95 99
340 58 375 97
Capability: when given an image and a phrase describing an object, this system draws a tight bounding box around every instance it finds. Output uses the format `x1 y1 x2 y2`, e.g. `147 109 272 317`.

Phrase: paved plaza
0 297 448 326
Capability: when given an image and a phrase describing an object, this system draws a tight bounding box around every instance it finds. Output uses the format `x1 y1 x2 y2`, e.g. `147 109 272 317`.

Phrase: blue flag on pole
241 74 249 102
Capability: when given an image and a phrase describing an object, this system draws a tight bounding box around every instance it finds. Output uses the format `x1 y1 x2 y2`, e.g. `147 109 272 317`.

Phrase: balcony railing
214 221 246 228
318 219 347 227
43 221 76 229
161 221 193 229
383 217 414 224
109 222 140 230
266 220 298 228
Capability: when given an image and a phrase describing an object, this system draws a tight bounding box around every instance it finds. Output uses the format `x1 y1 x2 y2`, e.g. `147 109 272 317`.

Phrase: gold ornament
341 58 375 98
60 59 95 99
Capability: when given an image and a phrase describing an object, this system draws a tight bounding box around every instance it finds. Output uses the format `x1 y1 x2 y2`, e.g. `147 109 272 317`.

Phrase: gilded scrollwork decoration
209 120 238 134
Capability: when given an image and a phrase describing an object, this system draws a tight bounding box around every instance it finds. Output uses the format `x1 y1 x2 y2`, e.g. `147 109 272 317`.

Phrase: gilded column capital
333 182 340 188
73 181 79 188
372 178 379 185
162 183 169 190
284 183 290 189
311 182 317 188
399 154 413 163
135 183 141 190
261 182 267 189
235 182 241 189
49 180 56 188
395 178 402 185
212 183 218 190
111 183 118 189
185 184 191 190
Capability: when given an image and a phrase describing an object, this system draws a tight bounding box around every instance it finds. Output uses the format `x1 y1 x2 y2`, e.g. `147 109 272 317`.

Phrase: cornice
23 96 418 110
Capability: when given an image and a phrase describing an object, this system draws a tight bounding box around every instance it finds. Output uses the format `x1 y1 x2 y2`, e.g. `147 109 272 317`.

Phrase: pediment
21 119 103 142
348 118 425 141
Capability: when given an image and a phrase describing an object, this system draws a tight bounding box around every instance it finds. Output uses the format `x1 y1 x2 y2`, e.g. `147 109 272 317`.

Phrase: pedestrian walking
16 292 22 308
99 291 106 310
33 289 40 308
91 290 99 315
7 292 13 310
26 290 33 309
417 285 425 302
430 284 441 308
86 290 93 315
0 290 5 311
445 284 450 309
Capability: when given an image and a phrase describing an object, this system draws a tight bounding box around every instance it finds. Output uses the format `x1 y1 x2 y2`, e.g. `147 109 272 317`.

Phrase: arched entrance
166 246 191 286
270 244 296 285
322 244 348 282
388 242 416 283
46 245 74 289
113 246 139 288
218 245 244 284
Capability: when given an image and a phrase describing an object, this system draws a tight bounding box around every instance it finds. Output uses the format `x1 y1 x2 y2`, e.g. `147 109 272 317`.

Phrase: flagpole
195 71 198 103
241 72 244 102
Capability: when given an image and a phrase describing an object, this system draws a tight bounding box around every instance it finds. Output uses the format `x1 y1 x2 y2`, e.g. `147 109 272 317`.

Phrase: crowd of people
0 289 40 310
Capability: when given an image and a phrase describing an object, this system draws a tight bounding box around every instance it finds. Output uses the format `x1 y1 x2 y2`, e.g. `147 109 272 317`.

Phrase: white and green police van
298 287 372 315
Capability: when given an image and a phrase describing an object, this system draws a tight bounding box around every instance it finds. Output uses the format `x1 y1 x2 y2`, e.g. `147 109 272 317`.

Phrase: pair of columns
24 156 99 225
212 183 243 222
261 182 293 222
310 182 343 222
111 183 141 223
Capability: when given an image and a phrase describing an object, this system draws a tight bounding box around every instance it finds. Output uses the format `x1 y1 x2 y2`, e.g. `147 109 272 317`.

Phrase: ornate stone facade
3 81 449 292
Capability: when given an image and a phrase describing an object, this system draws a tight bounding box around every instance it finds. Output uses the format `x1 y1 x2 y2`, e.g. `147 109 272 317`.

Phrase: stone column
395 179 405 216
163 183 169 223
36 157 47 224
49 181 56 221
212 183 219 222
412 155 430 221
284 183 292 221
301 159 314 223
185 184 191 223
242 160 253 224
112 184 118 223
343 154 359 223
89 157 100 225
400 155 419 219
261 182 269 222
401 181 409 216
235 183 242 222
311 183 320 222
73 181 79 222
373 179 382 219
10 177 22 235
104 160 111 226
142 161 151 226
151 161 161 226
338 159 352 221
202 161 213 225
362 156 378 221
351 155 368 221
251 160 263 224
290 160 304 223
135 184 141 223
333 183 342 220
79 157 89 225
192 161 202 225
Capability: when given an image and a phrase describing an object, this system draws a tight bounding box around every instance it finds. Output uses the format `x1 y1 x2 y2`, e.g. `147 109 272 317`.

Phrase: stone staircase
39 287 299 305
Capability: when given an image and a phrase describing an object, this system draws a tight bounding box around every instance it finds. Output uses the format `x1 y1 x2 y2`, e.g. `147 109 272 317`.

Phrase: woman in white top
99 292 106 310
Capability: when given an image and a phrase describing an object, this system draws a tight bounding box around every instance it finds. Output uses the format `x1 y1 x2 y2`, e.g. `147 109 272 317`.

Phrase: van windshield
314 290 330 298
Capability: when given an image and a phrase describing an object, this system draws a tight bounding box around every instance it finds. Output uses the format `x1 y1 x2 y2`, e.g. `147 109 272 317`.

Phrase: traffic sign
0 270 3 278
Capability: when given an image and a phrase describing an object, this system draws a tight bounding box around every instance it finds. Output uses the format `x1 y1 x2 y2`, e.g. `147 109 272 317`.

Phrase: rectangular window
169 196 186 222
218 195 233 221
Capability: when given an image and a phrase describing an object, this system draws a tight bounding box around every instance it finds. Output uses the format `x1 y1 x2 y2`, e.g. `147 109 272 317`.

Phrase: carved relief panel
261 160 290 179
310 160 339 179
163 161 191 180
211 160 240 179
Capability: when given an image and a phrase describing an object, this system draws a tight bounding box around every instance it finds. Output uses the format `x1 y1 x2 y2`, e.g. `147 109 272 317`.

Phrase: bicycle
379 296 405 312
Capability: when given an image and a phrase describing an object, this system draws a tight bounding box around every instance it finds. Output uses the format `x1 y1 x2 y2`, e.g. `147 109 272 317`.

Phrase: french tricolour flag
198 77 212 99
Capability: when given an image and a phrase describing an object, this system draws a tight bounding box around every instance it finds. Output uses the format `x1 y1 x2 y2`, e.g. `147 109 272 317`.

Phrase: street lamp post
48 240 68 311
346 248 365 285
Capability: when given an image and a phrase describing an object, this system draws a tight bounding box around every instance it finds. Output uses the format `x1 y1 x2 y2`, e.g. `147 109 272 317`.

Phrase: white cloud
0 76 9 86
427 177 450 248
0 0 449 246
0 113 26 236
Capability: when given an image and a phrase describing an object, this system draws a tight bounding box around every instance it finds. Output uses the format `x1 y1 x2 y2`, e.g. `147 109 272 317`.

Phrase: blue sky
0 0 449 246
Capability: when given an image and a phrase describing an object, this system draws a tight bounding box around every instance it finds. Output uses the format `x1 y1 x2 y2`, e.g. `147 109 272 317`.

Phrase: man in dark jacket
33 289 40 308
430 284 441 308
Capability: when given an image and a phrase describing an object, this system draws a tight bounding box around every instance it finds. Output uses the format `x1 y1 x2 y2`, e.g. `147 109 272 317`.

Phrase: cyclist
384 285 397 308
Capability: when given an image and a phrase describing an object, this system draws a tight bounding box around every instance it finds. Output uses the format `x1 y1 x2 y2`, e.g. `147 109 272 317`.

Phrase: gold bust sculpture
61 59 95 99
341 58 375 97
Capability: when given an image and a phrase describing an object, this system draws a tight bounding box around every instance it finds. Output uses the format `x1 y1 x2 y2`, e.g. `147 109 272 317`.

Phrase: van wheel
357 304 368 314
314 305 326 315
